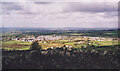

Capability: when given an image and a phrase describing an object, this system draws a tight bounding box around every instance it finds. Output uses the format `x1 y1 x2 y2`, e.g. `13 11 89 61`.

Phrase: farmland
1 28 120 69
2 29 119 50
2 36 119 50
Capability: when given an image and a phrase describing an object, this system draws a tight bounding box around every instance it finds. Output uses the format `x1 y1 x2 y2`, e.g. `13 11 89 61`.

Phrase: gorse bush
30 41 41 51
2 49 120 69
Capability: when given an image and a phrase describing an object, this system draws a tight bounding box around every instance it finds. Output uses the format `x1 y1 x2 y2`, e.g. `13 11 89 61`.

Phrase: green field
2 39 119 51
2 41 32 50
2 29 119 51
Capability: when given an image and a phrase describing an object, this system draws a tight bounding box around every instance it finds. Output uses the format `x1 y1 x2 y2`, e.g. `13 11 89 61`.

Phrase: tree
30 41 41 51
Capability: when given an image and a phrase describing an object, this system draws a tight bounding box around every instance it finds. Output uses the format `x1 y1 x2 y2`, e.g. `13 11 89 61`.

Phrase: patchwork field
2 38 119 51
2 41 32 50
2 29 119 51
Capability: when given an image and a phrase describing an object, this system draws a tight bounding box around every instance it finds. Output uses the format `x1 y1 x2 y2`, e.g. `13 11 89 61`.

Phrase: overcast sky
1 2 118 28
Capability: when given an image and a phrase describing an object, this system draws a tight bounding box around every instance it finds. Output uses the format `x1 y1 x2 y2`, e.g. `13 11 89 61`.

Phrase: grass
3 47 30 50
97 40 118 46
2 41 32 45
2 37 119 51
2 41 31 50
64 42 76 45
70 33 83 36
2 33 22 36
105 33 117 35
39 42 64 49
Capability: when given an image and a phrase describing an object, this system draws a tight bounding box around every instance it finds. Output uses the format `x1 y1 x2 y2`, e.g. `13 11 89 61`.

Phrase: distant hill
1 27 119 33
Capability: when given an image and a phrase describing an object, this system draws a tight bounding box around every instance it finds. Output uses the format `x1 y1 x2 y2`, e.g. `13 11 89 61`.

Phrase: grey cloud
34 2 53 4
64 2 118 13
21 11 40 15
2 2 23 10
0 2 15 5
2 2 118 16
2 2 23 15
104 12 118 18
1 2 118 29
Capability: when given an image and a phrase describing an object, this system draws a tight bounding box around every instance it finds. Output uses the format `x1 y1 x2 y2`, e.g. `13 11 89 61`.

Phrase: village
11 35 116 42
2 29 119 51
4 35 117 50
12 35 67 42
2 35 120 69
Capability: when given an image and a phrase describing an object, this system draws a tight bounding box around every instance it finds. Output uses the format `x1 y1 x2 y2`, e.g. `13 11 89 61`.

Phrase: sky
0 1 118 28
